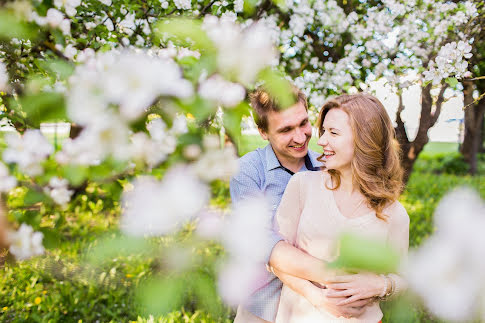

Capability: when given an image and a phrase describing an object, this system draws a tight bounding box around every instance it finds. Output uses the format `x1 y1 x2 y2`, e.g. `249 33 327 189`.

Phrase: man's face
259 102 312 165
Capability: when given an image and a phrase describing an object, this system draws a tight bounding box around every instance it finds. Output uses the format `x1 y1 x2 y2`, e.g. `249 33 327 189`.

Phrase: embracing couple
230 87 409 323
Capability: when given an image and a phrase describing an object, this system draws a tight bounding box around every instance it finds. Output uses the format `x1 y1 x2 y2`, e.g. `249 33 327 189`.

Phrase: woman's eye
331 132 338 135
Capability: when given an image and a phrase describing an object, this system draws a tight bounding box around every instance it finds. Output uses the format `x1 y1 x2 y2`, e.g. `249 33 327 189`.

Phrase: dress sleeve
275 173 304 246
387 202 410 295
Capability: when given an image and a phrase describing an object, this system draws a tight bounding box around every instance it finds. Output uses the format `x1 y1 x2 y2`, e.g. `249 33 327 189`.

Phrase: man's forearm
269 241 335 284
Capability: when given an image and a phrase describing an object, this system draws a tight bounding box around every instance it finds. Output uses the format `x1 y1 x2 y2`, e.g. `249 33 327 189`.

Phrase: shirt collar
264 144 322 172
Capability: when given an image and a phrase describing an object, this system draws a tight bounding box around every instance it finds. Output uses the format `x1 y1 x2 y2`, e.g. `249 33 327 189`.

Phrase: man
230 87 371 322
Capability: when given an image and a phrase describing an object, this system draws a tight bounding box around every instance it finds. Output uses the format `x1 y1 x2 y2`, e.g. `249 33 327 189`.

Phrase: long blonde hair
316 93 404 220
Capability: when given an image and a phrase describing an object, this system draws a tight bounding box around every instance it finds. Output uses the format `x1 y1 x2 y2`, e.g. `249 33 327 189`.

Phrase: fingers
326 289 354 298
344 298 372 308
326 275 354 283
336 294 363 306
326 282 351 290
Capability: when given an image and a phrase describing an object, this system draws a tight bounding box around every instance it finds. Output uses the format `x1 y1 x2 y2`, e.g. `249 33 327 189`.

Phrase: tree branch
430 84 448 126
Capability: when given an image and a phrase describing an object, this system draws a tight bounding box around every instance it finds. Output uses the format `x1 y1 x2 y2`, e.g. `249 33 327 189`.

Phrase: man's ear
258 127 269 141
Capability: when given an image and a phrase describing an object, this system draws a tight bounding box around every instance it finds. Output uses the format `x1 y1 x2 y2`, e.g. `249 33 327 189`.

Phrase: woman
273 93 409 322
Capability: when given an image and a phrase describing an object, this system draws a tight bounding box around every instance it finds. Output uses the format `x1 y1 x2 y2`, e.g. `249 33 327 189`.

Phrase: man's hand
309 286 374 318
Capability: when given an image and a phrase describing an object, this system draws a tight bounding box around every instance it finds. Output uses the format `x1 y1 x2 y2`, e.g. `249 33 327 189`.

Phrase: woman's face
317 108 355 173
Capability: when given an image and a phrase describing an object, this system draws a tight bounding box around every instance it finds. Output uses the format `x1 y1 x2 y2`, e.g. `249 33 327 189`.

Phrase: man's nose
294 128 306 143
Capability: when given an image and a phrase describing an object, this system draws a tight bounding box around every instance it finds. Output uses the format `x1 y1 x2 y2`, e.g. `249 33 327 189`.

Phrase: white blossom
129 132 171 167
3 130 53 176
170 114 188 135
405 188 485 322
68 50 193 124
44 177 73 207
56 112 131 165
54 0 81 17
203 16 277 85
121 168 209 236
46 8 64 27
0 163 17 192
173 0 191 10
199 75 246 108
7 224 45 261
218 197 273 305
193 146 239 182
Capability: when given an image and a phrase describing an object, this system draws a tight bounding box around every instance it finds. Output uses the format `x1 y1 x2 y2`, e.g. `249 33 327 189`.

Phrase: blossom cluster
423 41 473 85
7 224 45 261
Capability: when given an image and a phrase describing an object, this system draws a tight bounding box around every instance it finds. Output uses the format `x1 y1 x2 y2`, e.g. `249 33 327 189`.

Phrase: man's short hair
249 86 308 132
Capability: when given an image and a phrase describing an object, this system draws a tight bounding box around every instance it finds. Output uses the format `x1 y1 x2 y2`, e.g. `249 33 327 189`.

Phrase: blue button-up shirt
230 144 322 322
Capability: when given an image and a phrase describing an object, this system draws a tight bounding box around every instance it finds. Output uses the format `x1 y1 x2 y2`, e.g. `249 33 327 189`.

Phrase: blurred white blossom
405 188 485 322
193 146 239 182
0 163 17 192
217 197 273 305
203 16 277 85
199 75 246 108
218 259 262 306
121 168 209 236
56 112 131 165
67 50 193 124
8 224 45 261
44 177 73 207
3 130 53 176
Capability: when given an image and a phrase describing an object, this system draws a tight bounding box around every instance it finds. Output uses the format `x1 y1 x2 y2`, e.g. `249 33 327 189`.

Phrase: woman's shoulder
385 200 410 226
292 170 326 185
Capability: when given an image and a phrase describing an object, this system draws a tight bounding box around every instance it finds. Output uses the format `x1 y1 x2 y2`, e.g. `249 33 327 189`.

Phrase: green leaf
12 92 66 128
24 189 46 206
328 233 400 273
445 77 458 87
136 276 184 316
85 235 155 267
0 11 36 40
61 165 88 186
38 60 75 80
258 68 296 109
39 228 61 249
223 109 243 142
154 18 214 52
191 272 222 315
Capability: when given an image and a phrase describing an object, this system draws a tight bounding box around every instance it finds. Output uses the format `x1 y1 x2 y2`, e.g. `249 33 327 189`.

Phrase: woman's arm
325 203 410 304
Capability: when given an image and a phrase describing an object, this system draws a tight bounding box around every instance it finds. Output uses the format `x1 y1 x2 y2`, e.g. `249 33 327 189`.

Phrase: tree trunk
395 84 447 184
460 81 485 174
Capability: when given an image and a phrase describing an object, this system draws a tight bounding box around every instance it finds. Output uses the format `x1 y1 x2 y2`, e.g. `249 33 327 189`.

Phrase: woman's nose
317 134 327 146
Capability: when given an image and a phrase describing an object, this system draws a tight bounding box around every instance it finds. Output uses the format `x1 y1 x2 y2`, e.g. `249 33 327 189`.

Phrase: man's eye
331 131 338 135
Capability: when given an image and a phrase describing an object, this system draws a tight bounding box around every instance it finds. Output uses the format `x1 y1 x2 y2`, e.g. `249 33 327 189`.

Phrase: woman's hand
325 273 387 306
309 286 374 318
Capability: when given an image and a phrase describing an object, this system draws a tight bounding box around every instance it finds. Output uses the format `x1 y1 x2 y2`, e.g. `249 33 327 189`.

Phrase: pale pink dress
275 171 409 323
